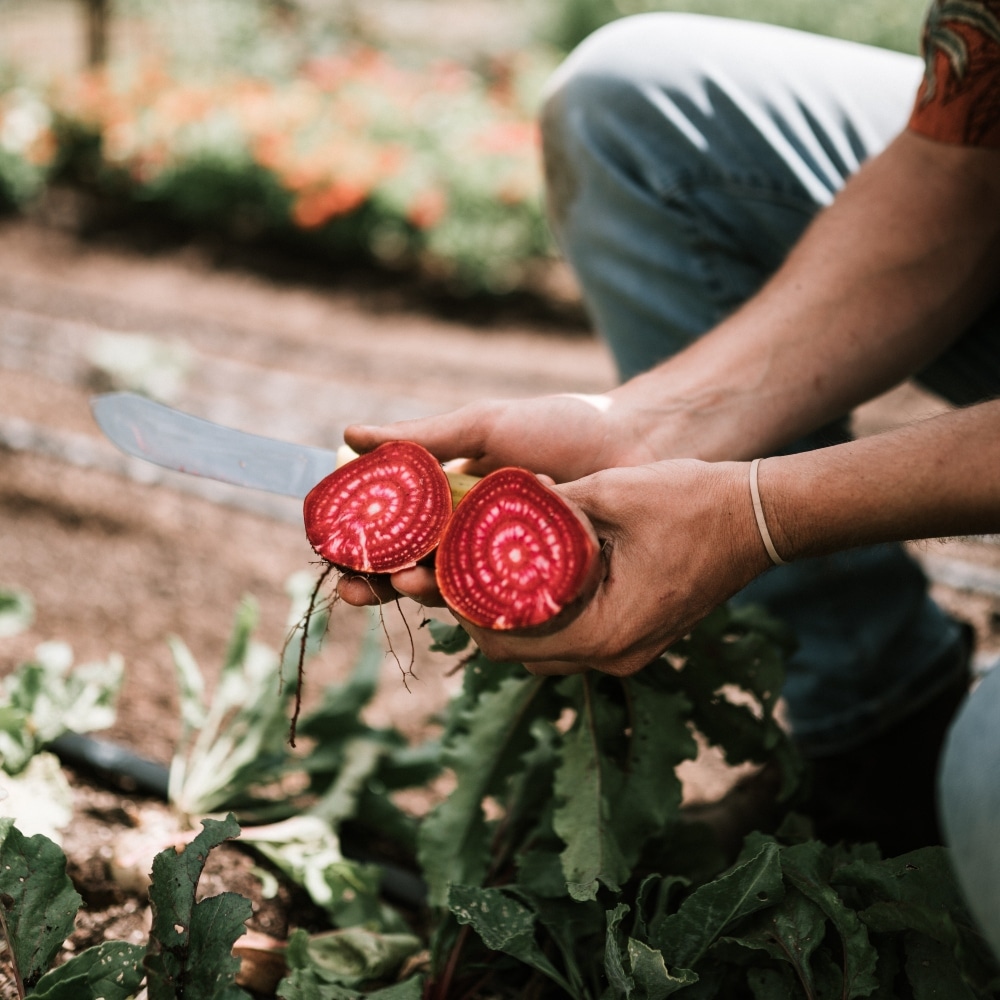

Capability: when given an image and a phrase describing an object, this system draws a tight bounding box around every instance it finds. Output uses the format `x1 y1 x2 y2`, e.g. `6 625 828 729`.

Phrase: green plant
0 814 247 999
0 81 57 210
410 609 999 999
0 635 123 777
167 582 312 820
3 583 995 998
164 576 439 934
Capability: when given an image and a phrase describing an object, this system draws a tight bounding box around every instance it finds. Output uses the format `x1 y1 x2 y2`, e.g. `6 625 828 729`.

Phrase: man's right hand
343 392 661 483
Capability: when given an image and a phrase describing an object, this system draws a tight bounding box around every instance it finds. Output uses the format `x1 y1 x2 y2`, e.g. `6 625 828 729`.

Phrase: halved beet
304 441 453 574
436 467 601 633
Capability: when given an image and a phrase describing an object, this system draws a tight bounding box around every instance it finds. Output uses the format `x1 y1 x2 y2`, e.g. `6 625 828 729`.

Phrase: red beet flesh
303 441 453 574
436 467 600 632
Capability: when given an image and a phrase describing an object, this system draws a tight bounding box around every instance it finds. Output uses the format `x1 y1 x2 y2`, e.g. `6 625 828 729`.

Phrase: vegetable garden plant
2 443 998 999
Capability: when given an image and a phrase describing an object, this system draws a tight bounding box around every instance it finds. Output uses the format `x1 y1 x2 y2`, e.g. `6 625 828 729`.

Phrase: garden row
0 578 995 998
0 47 554 295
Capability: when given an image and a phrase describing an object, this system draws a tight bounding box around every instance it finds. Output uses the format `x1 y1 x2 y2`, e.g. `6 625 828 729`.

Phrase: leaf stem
435 923 471 1000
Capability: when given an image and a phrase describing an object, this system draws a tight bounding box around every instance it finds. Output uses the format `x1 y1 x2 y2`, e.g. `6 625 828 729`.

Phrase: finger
344 404 493 464
551 473 621 533
389 566 447 607
337 573 398 606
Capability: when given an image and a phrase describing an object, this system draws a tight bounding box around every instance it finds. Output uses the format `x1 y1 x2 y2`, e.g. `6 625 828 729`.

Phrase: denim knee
540 13 734 237
939 666 1000 961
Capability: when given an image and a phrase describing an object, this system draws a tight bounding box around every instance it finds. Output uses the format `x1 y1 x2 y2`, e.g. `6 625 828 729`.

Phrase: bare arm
763 400 1000 561
347 133 1000 475
611 132 1000 462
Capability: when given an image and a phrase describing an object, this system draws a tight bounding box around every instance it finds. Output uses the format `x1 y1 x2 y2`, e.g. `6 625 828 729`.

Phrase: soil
1 212 1000 997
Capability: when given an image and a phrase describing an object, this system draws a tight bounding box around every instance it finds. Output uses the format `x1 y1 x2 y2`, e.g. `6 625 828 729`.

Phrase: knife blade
90 392 340 498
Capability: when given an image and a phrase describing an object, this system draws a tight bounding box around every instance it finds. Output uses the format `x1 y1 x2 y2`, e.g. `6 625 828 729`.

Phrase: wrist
607 376 744 463
702 460 776 586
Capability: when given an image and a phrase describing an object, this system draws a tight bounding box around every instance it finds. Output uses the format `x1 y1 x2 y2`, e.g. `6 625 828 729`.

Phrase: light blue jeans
940 667 1000 960
540 12 990 751
541 10 1000 957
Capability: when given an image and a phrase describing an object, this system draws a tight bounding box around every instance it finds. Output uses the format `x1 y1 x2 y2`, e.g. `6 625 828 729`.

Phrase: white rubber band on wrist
749 458 788 567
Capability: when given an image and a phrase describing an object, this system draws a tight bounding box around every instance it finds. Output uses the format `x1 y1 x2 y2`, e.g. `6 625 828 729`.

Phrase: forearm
759 400 1000 561
614 132 1000 462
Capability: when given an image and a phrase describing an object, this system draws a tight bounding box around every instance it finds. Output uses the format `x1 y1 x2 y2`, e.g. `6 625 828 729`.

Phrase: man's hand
344 392 661 483
340 459 772 675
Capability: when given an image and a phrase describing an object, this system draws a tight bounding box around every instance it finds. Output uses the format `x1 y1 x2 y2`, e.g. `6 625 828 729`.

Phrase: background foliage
0 0 929 295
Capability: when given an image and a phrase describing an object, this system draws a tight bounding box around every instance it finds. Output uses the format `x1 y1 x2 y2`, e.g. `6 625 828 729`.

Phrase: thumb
345 404 491 465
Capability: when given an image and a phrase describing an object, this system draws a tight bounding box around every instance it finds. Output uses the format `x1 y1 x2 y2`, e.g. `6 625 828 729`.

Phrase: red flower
292 180 368 228
407 187 447 229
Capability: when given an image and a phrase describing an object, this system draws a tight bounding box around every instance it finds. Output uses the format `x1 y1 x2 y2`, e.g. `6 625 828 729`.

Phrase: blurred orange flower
292 179 369 228
407 187 448 229
474 120 539 156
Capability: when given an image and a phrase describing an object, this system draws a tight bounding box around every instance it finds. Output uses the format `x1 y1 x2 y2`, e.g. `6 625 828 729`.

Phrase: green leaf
604 902 634 997
604 902 699 1000
722 885 827 998
366 981 424 1000
526 890 605 997
279 970 423 1000
629 938 698 999
310 738 387 828
669 606 802 799
0 647 123 774
278 926 421 994
241 814 400 931
611 672 696 862
747 965 800 1000
553 676 630 901
370 981 424 1000
517 848 575 899
426 620 470 655
0 587 33 638
903 932 979 1000
652 841 784 970
780 840 880 999
310 924 418 979
167 594 298 818
448 884 575 995
144 814 252 1000
843 847 966 939
841 848 1000 995
0 818 82 989
418 670 544 906
30 941 146 1000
